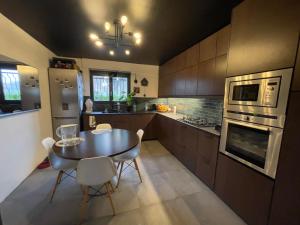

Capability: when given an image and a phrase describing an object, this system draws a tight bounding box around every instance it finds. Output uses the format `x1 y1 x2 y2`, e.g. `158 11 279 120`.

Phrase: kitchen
0 0 300 225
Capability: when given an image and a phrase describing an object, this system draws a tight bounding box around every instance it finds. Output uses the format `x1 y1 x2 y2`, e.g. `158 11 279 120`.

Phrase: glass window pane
112 76 128 101
1 69 21 100
92 75 110 101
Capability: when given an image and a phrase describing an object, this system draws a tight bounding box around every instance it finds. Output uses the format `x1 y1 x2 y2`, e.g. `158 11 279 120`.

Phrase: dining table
52 129 139 160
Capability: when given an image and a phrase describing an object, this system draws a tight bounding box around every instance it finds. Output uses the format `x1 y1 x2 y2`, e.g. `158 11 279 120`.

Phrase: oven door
219 118 283 178
228 79 265 106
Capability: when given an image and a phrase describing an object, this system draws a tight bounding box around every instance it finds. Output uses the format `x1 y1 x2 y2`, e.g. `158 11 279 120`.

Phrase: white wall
75 58 159 98
0 13 54 202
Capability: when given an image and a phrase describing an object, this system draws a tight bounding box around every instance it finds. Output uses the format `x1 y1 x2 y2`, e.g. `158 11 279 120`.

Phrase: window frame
0 63 21 104
90 70 131 103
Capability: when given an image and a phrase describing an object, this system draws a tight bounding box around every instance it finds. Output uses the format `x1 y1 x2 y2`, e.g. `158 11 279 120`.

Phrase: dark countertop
0 109 40 118
83 111 157 115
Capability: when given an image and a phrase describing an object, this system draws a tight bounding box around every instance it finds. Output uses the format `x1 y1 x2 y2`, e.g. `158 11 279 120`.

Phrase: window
0 68 21 101
90 70 130 102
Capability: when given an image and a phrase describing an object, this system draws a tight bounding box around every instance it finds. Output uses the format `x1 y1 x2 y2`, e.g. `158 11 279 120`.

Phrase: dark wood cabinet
184 65 198 96
195 130 219 189
158 25 230 97
175 70 186 96
199 33 217 62
197 58 216 95
292 40 300 91
82 113 156 140
217 25 231 56
227 0 300 76
185 43 200 67
215 153 274 225
268 92 300 225
214 54 228 95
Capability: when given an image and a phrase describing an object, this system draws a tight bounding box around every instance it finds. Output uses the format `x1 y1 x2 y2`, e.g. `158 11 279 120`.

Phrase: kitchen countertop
83 111 156 115
157 112 221 136
83 111 220 136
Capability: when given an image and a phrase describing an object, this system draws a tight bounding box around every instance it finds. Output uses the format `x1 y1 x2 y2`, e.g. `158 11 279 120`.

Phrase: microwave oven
224 68 293 128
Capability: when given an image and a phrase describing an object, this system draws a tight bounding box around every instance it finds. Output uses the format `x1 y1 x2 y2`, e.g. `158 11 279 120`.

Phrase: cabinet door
215 154 274 225
268 92 300 225
199 33 217 62
185 43 200 67
227 0 300 76
214 54 228 95
175 70 186 96
182 125 198 172
184 65 198 96
292 41 300 91
195 131 219 189
173 121 185 159
197 58 216 95
217 25 231 56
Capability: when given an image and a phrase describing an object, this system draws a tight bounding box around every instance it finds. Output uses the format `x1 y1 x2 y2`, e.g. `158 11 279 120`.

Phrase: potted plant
120 91 136 112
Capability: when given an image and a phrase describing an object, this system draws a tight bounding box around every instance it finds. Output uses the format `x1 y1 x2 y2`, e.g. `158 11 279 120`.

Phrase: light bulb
89 33 98 40
133 32 142 39
120 15 128 26
125 49 130 55
109 50 115 56
104 22 111 31
95 40 103 47
135 38 142 45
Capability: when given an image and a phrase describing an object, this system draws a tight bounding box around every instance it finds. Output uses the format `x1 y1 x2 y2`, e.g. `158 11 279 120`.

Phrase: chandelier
89 15 142 56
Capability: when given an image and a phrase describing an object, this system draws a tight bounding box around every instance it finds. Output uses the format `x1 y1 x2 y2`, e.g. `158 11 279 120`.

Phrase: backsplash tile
136 97 224 125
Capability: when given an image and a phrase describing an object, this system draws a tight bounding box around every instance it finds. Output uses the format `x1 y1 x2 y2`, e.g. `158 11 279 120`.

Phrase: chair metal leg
79 186 89 224
116 162 121 170
105 182 116 215
109 181 114 193
116 162 124 188
133 158 142 183
50 170 63 202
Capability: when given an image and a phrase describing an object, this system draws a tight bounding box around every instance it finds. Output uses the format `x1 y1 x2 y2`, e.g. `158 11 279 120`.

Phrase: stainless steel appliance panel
49 68 80 117
219 118 283 178
224 68 292 121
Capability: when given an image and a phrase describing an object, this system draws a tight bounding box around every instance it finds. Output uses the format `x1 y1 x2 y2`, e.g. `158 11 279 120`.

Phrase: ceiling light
125 49 130 55
133 32 142 39
95 40 103 47
109 50 115 56
135 38 142 45
120 15 128 26
89 33 99 40
104 22 111 32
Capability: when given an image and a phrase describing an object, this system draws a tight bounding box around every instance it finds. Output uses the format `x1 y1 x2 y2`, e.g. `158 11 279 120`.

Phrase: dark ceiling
0 0 242 65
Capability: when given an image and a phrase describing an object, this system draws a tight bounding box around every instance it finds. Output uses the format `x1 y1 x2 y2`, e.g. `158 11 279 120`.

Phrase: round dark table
52 129 139 160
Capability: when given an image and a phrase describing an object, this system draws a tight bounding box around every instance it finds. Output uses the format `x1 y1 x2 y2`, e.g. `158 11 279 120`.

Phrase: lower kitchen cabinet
82 113 156 140
195 130 219 189
215 153 274 225
156 114 220 189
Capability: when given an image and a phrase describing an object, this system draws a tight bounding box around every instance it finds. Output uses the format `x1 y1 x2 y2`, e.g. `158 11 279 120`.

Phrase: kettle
56 124 78 145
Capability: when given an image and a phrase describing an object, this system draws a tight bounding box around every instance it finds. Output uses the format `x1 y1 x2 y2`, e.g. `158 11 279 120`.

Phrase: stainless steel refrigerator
48 68 84 140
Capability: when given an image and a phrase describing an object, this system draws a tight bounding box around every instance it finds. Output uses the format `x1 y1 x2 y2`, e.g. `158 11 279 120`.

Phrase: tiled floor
1 141 246 225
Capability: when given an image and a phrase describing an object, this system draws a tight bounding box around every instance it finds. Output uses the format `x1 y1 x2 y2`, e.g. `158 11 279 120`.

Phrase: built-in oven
219 118 283 178
220 68 293 178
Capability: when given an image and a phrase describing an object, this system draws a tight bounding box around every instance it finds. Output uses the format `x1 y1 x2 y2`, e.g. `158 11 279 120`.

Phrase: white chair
77 156 117 223
95 123 112 130
41 137 78 202
113 129 144 187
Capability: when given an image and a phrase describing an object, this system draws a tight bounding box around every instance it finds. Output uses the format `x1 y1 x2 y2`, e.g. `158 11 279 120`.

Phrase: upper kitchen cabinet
214 54 228 95
216 25 231 56
227 0 300 76
197 58 216 95
185 43 200 67
292 41 300 91
184 65 198 96
199 33 217 62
